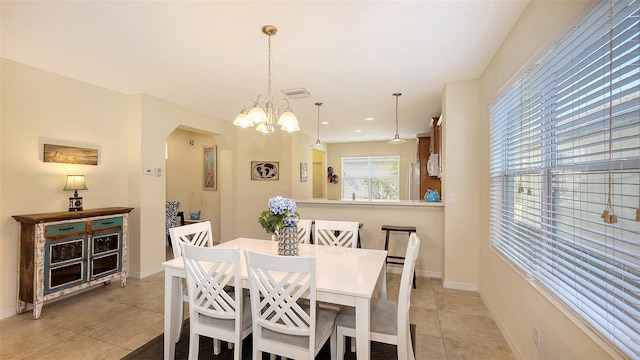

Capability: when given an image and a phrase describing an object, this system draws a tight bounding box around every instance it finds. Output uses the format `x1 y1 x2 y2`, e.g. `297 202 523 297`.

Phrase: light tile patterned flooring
0 247 514 359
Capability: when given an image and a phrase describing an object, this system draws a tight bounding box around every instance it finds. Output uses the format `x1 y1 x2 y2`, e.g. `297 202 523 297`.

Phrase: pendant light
233 25 300 133
388 93 406 144
311 102 326 150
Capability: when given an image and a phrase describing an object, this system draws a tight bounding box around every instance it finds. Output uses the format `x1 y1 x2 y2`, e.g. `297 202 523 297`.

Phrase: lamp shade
63 175 88 191
233 111 254 128
248 106 268 125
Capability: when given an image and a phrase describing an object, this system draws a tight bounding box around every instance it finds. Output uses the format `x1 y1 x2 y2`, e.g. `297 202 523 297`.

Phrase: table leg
355 297 371 359
164 271 180 360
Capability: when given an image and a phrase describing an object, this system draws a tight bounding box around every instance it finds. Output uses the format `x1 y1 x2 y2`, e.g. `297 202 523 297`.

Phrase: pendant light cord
606 1 614 215
395 94 400 135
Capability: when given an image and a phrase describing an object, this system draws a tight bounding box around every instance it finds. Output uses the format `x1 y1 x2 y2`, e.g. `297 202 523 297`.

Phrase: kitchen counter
295 199 444 208
296 199 444 278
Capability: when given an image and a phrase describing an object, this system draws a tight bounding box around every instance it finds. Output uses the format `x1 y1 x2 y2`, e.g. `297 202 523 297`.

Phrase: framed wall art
43 144 98 166
203 146 217 190
300 162 308 182
251 161 279 180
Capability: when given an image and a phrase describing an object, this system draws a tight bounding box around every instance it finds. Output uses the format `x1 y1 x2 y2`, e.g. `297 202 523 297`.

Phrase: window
341 156 400 200
489 0 639 358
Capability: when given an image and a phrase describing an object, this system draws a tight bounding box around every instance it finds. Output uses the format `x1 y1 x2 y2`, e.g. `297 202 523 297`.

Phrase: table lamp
63 175 88 211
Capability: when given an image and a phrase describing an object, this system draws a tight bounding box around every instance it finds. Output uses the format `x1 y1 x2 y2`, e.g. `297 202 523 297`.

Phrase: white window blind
489 0 640 357
341 155 399 200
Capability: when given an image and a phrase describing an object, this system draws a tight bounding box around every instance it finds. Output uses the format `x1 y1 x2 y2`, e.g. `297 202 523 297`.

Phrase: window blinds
489 0 639 357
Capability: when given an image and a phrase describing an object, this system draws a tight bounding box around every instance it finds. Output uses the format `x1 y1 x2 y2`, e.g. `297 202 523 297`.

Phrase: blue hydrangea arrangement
258 196 300 235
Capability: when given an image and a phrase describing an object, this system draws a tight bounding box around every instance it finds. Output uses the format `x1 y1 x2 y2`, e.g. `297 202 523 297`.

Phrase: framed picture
251 161 279 180
300 162 308 182
43 144 98 165
203 146 217 190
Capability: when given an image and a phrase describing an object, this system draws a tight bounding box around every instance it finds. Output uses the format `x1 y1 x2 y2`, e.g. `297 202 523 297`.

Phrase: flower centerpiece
258 196 300 255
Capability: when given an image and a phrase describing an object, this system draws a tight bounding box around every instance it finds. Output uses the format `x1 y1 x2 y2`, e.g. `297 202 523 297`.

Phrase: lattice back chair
169 220 214 259
168 221 214 344
335 233 421 360
181 243 252 360
314 220 359 248
165 201 180 244
244 250 337 360
297 219 313 244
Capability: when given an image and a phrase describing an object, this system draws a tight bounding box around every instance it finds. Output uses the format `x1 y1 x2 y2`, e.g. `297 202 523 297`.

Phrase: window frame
340 155 400 201
489 1 640 358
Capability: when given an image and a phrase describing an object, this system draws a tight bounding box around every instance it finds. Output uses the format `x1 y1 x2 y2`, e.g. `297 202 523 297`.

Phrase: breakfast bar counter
296 199 444 278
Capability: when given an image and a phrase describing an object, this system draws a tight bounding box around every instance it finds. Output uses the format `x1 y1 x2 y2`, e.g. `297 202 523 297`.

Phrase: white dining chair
181 243 252 360
168 221 215 344
297 219 313 244
244 249 338 360
314 220 359 248
335 233 421 360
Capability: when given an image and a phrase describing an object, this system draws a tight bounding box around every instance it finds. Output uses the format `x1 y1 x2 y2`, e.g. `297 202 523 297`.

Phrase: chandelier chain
267 33 272 101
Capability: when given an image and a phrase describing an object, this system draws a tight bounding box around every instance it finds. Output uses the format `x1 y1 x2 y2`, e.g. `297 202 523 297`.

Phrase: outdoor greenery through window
341 156 400 201
489 0 639 358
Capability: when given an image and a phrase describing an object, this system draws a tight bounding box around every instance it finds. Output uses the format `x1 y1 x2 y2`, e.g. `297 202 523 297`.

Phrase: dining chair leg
408 323 416 360
336 327 345 360
188 333 199 360
174 296 184 343
213 339 221 355
330 331 337 360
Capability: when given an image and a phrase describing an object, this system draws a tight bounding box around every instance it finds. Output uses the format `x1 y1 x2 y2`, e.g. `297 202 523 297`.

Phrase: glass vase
277 226 299 256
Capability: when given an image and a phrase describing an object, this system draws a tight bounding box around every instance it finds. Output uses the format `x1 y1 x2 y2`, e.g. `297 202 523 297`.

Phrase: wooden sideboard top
12 207 134 224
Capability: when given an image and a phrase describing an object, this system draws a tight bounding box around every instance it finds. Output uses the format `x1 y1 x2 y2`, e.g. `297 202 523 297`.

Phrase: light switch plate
155 168 162 177
143 168 154 175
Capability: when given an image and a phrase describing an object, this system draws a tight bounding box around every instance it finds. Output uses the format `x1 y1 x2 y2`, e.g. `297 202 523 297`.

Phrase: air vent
281 87 311 99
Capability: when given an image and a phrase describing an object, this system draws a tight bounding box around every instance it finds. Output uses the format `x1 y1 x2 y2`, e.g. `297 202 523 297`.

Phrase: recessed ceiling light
321 121 329 125
365 117 374 121
355 130 362 133
347 138 353 141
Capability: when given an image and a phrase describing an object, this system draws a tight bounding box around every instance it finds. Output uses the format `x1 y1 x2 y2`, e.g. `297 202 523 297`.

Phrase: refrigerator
407 163 421 200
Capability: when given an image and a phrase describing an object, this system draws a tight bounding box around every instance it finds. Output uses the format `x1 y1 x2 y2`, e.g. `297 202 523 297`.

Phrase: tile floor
0 247 514 360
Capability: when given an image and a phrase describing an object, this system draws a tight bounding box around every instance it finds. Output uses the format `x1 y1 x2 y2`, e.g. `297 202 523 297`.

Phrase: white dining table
162 237 388 360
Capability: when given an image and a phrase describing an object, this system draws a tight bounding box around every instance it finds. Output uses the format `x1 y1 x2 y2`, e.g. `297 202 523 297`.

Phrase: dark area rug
122 319 415 360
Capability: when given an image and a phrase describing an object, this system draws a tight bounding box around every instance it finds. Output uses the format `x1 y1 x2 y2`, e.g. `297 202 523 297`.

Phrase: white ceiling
1 0 529 143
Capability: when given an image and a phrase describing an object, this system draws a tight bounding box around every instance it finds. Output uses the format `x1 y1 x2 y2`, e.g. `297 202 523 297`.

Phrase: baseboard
479 288 525 359
0 306 18 320
386 264 442 279
130 265 165 279
443 280 478 291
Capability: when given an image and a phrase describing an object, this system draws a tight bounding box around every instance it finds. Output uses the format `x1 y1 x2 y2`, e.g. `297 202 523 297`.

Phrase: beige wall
166 129 221 242
290 131 315 201
0 59 131 316
231 128 313 240
474 0 619 358
325 140 418 200
441 79 481 290
0 59 313 317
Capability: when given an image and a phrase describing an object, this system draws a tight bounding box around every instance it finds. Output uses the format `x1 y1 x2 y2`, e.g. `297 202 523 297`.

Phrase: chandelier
233 25 300 133
388 92 406 144
311 102 326 150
